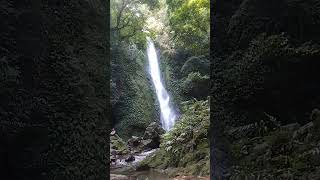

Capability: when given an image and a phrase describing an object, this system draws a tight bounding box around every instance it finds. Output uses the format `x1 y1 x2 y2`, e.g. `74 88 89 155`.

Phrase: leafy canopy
166 0 210 54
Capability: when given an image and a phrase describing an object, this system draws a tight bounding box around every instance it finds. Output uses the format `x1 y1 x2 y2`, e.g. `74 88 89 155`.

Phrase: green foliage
182 72 209 99
142 99 209 176
141 0 161 10
213 32 320 126
1 1 109 179
213 0 320 178
159 49 189 105
111 42 157 139
180 56 210 76
111 0 150 48
166 0 210 54
44 1 109 178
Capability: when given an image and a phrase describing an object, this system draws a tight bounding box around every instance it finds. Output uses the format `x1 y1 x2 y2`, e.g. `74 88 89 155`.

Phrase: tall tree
166 0 210 55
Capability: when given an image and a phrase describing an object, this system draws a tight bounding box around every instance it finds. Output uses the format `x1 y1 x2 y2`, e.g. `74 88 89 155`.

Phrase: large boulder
127 136 142 147
142 122 165 149
124 122 165 152
143 122 165 139
127 136 144 153
125 154 135 162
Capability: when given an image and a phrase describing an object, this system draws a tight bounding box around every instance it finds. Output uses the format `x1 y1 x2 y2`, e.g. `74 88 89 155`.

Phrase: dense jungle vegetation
212 0 320 179
0 1 109 179
110 0 210 177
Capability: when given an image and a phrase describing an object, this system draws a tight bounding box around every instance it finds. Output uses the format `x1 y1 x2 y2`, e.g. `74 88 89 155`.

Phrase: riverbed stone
127 136 142 147
141 122 165 149
142 139 153 147
125 122 166 152
125 154 135 162
143 122 165 140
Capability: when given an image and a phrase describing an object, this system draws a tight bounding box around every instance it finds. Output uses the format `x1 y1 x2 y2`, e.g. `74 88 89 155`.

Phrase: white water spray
146 37 176 131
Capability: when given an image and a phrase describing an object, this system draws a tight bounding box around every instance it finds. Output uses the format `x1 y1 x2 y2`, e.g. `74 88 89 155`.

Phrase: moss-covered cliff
111 42 158 140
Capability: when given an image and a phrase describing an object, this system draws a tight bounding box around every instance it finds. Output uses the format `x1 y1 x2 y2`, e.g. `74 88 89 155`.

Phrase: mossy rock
110 134 128 154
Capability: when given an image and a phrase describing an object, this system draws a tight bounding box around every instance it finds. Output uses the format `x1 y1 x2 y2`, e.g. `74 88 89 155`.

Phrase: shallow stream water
110 149 170 180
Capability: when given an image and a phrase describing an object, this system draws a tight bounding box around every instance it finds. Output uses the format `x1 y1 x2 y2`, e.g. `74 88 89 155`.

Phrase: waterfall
146 37 176 131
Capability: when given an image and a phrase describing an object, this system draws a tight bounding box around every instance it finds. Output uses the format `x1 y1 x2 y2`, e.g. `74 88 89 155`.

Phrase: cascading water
146 37 176 131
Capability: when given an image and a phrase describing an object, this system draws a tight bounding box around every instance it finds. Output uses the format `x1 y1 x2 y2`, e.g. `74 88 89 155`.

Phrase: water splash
146 37 176 131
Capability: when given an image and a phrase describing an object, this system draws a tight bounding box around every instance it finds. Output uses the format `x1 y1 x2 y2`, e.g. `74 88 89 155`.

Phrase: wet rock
142 122 165 149
127 136 144 153
127 136 142 147
126 122 165 152
142 139 155 149
110 174 129 180
111 149 117 156
143 140 159 149
110 156 116 164
125 154 135 162
143 122 165 140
